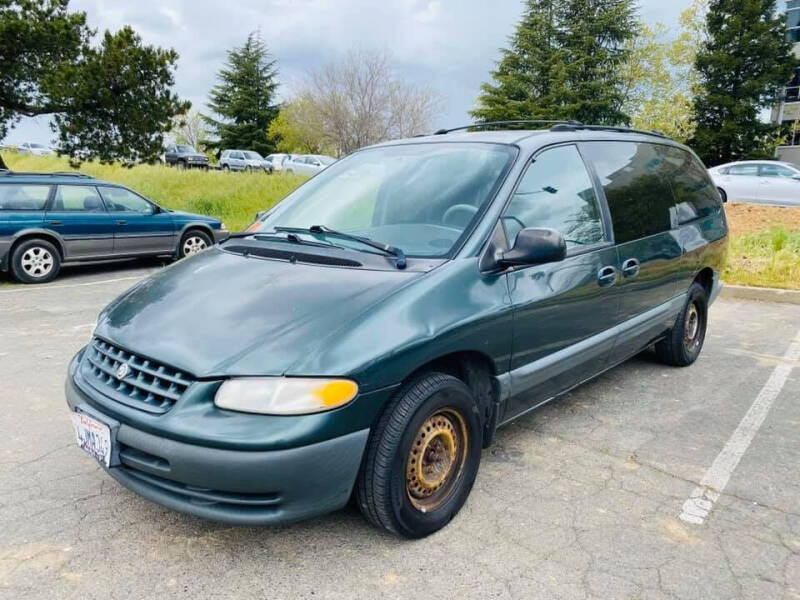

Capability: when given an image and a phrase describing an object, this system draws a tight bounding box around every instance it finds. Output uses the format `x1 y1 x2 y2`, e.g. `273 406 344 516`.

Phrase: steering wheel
442 204 479 228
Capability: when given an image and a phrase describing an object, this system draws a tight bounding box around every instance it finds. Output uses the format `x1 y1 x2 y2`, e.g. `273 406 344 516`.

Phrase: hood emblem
116 363 130 380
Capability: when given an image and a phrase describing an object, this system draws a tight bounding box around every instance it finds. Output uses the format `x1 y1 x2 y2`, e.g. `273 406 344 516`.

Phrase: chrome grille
83 338 193 413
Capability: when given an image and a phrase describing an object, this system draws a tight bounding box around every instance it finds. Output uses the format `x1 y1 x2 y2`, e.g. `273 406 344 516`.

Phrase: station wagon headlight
214 377 358 415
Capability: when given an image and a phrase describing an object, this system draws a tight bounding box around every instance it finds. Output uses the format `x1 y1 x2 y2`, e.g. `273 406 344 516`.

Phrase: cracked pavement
1 262 799 599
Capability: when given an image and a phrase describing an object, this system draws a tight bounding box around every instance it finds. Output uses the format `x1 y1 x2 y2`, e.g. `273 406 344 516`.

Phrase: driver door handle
597 265 617 287
117 220 128 225
622 258 640 278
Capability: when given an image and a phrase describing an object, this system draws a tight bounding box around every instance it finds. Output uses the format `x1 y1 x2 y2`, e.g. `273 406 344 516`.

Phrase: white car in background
283 154 336 176
264 153 294 172
708 160 800 206
18 142 54 156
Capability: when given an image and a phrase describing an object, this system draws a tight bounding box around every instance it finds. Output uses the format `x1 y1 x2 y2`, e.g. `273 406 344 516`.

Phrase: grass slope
4 153 308 231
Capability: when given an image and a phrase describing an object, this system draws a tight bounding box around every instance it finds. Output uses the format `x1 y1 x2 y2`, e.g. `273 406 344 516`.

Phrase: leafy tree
691 0 796 165
203 32 279 156
267 96 333 155
0 0 188 164
471 0 638 125
621 1 707 142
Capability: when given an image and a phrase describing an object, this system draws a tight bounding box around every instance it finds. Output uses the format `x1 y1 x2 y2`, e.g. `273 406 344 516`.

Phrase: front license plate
71 412 112 467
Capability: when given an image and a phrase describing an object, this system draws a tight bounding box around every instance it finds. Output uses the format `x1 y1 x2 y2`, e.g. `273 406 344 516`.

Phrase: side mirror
499 228 566 267
254 210 268 221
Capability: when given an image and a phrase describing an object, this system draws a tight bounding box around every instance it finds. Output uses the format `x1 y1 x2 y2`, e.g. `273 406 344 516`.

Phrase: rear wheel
178 230 212 258
717 187 727 203
11 238 61 284
655 282 708 366
356 372 482 538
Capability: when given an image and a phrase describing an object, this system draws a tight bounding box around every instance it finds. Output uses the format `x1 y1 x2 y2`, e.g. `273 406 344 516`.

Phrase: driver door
757 163 800 205
503 144 621 420
98 186 176 255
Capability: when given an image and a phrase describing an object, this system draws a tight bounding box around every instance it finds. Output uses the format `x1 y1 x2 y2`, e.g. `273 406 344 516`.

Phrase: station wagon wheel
356 372 482 538
11 238 61 284
655 281 708 367
178 230 213 258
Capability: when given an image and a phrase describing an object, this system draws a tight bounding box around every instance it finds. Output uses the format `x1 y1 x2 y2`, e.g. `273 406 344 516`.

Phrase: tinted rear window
0 184 51 210
659 147 721 224
582 142 675 243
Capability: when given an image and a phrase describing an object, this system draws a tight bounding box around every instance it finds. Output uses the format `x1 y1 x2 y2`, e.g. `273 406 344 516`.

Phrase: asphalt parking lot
1 263 799 599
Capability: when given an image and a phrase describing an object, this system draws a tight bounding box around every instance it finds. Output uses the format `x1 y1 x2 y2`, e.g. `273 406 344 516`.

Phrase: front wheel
178 230 212 258
655 282 708 366
717 187 727 203
356 372 482 538
11 238 61 283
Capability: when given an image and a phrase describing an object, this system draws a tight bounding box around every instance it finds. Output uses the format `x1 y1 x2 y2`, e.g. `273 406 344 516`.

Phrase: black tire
717 187 727 203
356 372 483 538
222 164 230 172
285 169 294 174
245 166 253 173
178 229 213 258
655 282 708 366
11 238 61 284
177 160 186 170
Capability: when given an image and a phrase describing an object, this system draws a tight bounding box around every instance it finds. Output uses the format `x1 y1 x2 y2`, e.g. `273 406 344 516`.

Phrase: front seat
83 195 103 211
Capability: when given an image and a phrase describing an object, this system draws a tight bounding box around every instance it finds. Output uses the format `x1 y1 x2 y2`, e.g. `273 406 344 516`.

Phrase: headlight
220 222 227 231
214 377 358 415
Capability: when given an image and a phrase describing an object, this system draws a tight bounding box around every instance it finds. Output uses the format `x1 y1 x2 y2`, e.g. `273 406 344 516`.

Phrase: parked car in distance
265 153 294 172
0 170 227 283
65 122 727 538
164 145 210 169
708 160 800 206
18 142 54 156
219 150 273 173
283 154 336 175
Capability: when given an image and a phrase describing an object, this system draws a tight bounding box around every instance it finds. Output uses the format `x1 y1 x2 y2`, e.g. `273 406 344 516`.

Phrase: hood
96 247 421 377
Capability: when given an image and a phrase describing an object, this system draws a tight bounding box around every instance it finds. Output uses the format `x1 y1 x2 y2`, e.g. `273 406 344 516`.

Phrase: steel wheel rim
406 407 468 512
684 303 701 349
21 246 54 278
182 236 208 256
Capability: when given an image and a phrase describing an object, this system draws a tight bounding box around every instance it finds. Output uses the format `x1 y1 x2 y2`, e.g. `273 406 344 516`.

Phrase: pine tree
471 0 637 125
203 32 279 155
691 0 795 165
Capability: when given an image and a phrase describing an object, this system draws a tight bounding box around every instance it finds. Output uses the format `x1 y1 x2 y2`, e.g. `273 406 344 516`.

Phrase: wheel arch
693 266 714 298
395 350 501 448
8 229 66 263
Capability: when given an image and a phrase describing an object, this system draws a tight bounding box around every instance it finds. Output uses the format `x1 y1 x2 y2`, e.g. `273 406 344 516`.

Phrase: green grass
724 227 800 290
3 152 308 231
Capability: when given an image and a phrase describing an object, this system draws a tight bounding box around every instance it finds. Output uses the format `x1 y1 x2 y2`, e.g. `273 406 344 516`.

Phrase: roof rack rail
0 170 91 178
549 123 669 138
433 120 583 135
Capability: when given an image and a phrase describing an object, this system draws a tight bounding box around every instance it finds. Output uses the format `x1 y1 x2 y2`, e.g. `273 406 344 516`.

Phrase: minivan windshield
256 143 516 257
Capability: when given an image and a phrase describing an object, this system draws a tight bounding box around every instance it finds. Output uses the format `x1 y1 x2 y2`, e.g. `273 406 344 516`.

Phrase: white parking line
0 275 144 295
680 326 800 525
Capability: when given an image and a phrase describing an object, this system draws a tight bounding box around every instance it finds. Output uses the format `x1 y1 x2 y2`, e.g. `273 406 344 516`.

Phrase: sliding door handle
597 266 617 287
622 258 640 278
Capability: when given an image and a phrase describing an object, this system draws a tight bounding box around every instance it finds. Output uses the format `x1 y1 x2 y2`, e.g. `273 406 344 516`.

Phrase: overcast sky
7 0 700 146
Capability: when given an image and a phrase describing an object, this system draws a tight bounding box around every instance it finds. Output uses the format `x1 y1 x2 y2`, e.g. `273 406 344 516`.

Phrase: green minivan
65 122 728 538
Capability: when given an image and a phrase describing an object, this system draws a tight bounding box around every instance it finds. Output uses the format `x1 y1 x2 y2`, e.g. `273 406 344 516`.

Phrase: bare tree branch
301 49 441 155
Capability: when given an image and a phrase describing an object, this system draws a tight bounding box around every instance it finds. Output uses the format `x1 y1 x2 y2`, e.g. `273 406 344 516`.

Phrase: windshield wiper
222 230 338 249
274 225 407 269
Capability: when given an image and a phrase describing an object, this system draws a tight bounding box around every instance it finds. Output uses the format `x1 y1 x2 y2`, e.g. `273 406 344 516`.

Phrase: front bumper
65 359 369 525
